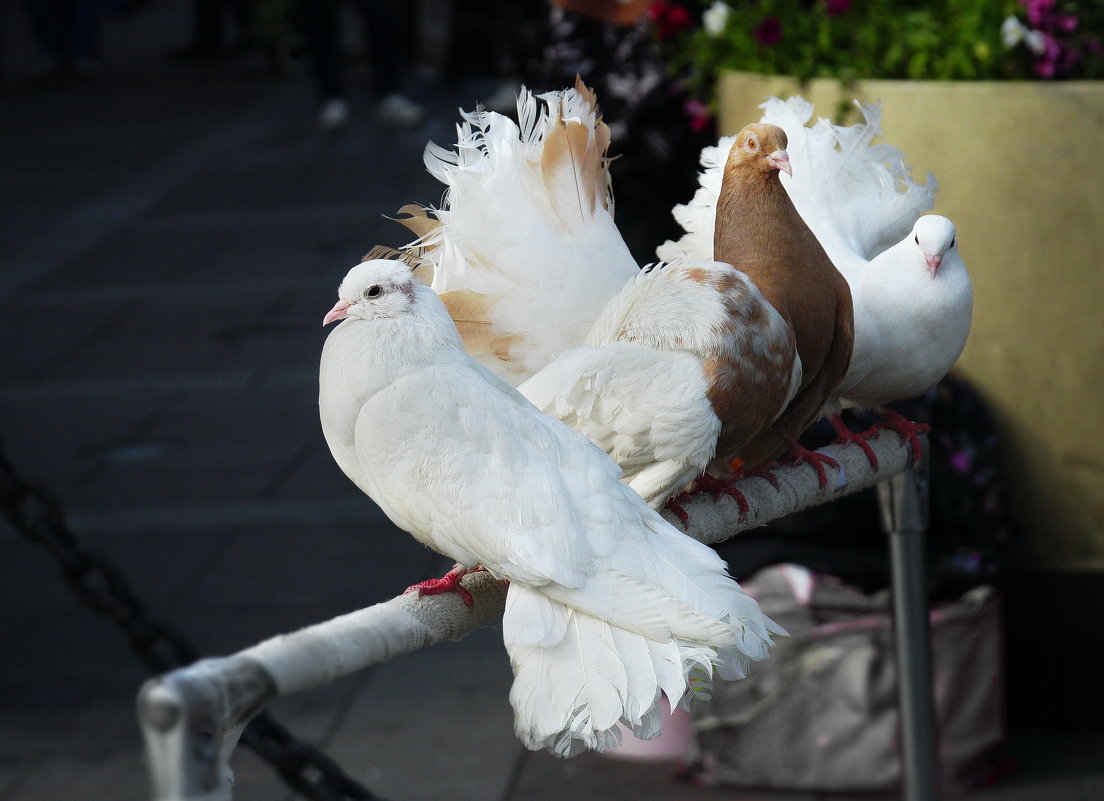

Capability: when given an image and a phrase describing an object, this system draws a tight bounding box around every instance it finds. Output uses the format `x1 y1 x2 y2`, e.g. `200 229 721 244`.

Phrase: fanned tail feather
758 96 938 262
507 598 721 757
398 78 639 384
656 135 736 262
658 95 937 267
503 506 783 757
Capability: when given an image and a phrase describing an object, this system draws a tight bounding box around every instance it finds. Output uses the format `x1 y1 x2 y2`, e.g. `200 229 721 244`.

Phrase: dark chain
0 439 386 801
242 716 382 801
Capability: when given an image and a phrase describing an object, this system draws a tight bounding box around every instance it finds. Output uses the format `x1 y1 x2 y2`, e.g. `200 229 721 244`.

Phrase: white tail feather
406 81 639 384
507 598 728 757
655 135 735 263
503 504 782 757
759 96 938 262
657 95 938 267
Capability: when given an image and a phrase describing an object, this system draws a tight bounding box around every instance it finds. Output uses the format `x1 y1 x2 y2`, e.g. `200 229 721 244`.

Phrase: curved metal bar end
137 656 276 801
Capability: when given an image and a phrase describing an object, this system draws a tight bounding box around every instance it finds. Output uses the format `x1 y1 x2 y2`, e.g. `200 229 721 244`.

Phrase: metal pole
877 453 939 801
138 656 276 801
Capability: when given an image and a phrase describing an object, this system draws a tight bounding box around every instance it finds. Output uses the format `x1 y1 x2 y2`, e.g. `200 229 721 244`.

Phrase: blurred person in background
416 0 546 112
298 0 425 130
22 0 104 75
532 0 712 263
171 0 255 60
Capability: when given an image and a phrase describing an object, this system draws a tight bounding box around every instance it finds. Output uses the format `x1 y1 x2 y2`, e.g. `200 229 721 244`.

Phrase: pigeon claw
664 492 692 528
870 407 930 467
695 475 750 521
404 563 474 607
781 433 839 490
829 415 879 470
733 463 782 492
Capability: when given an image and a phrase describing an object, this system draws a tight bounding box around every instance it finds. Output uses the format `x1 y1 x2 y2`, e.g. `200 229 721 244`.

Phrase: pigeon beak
323 299 353 326
767 149 792 176
924 253 942 278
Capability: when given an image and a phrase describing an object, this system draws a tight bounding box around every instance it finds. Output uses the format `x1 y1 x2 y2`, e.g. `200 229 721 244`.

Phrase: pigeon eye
746 138 758 151
365 285 382 299
950 238 956 248
914 235 919 245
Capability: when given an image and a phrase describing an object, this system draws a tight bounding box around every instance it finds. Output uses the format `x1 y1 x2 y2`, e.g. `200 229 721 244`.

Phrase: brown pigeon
713 123 855 485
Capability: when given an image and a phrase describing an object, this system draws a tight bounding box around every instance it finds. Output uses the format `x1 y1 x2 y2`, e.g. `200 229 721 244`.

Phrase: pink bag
689 565 1005 793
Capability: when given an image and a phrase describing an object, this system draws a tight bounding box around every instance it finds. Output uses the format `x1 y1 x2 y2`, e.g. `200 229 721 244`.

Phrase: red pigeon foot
780 433 839 490
695 474 750 520
664 491 692 528
732 463 782 491
828 415 879 470
869 407 930 466
404 563 474 607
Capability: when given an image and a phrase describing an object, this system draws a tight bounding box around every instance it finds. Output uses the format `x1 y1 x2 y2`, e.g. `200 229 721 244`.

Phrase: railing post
877 452 939 801
138 657 276 801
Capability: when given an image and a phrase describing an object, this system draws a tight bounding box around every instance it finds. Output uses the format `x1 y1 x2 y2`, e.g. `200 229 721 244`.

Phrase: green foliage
661 0 1103 109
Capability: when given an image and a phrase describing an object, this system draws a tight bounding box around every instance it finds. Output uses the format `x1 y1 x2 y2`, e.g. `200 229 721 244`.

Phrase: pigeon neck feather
320 285 465 406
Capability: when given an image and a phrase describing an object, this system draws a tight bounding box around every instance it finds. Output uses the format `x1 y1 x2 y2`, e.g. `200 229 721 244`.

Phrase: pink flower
755 17 783 46
1034 57 1056 77
683 98 712 134
648 1 694 40
1023 0 1055 27
825 0 851 17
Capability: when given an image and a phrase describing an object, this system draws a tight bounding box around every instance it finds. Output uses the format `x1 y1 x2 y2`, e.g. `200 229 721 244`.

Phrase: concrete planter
718 71 1104 569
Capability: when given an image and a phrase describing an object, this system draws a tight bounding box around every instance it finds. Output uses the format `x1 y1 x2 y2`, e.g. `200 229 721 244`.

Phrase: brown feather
616 262 800 476
714 123 855 465
699 269 801 469
389 203 442 240
439 289 520 360
540 79 614 226
360 244 434 286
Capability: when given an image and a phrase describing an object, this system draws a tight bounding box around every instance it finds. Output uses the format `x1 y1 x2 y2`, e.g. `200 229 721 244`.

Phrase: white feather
657 95 970 411
760 96 938 261
414 85 638 384
832 214 973 410
404 85 798 508
657 95 938 265
319 260 782 757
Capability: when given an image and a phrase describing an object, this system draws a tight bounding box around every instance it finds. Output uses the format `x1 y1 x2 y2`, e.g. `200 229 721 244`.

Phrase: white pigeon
319 258 784 756
826 214 973 462
659 96 971 462
394 79 801 510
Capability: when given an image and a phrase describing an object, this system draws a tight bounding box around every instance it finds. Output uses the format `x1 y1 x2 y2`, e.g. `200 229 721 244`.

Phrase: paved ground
1 3 1100 800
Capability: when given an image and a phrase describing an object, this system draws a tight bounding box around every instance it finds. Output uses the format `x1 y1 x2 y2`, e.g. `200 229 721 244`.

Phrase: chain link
1 439 386 801
243 716 382 801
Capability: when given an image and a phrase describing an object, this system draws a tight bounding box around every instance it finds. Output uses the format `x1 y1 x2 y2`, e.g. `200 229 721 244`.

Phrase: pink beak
323 299 352 326
924 253 942 278
768 149 792 176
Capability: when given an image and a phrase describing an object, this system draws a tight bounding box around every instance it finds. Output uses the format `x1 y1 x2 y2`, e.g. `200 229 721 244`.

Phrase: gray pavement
1 2 1100 800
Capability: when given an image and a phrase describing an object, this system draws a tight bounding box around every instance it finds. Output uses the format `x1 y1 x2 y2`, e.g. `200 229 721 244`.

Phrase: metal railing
136 430 938 801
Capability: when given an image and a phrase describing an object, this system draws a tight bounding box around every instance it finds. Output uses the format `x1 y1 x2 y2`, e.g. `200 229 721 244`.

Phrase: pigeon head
911 215 957 278
728 123 792 177
323 259 418 325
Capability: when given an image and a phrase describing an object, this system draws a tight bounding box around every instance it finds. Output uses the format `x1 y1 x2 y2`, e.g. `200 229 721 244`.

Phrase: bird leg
726 456 782 491
694 474 750 521
732 463 782 491
868 407 930 466
779 433 839 490
828 415 880 470
664 492 692 528
404 563 476 607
